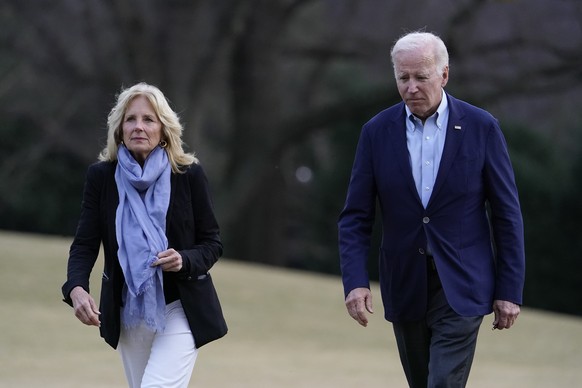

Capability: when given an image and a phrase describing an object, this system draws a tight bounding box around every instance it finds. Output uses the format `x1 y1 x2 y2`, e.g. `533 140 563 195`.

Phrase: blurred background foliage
1 0 581 315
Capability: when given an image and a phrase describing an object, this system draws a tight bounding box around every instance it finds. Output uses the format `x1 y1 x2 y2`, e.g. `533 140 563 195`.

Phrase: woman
62 82 227 387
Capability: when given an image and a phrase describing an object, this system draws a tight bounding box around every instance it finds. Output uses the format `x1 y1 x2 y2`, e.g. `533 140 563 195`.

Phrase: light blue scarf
115 145 171 332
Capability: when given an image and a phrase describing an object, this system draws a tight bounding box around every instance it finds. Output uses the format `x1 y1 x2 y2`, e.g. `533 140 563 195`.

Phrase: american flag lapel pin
454 125 462 130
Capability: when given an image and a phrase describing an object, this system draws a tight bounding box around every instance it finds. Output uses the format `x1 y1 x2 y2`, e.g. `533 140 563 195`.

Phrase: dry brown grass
0 231 581 387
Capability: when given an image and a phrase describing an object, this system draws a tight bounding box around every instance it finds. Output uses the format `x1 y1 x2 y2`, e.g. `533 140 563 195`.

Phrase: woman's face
121 95 163 164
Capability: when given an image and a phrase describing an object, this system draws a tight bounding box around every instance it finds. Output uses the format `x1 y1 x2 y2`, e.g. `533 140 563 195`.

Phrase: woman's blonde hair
98 82 197 173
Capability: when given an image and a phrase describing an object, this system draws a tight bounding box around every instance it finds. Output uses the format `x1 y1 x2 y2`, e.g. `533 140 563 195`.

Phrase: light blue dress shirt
405 90 449 209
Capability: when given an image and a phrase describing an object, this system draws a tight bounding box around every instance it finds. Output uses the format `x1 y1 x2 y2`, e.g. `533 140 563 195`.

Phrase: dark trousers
392 260 483 388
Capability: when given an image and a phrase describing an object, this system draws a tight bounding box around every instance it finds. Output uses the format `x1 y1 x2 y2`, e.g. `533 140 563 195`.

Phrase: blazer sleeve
338 124 377 296
177 163 223 277
62 163 105 305
484 121 526 304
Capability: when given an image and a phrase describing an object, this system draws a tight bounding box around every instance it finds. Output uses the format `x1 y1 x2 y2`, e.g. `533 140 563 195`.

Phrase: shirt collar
405 89 449 132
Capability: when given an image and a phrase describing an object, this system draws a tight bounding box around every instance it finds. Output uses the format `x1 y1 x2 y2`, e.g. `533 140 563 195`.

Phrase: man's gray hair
390 31 449 74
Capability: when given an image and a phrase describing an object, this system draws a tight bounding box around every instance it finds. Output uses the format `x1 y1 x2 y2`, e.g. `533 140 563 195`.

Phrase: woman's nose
134 120 145 130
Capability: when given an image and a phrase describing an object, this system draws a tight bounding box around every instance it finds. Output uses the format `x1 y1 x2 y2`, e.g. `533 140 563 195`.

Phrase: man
338 31 525 387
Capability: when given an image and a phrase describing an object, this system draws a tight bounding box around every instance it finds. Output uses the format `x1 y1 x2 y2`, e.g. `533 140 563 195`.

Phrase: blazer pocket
176 273 228 348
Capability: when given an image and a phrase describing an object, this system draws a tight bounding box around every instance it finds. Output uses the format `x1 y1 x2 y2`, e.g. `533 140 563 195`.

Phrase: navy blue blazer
62 161 227 348
338 93 525 322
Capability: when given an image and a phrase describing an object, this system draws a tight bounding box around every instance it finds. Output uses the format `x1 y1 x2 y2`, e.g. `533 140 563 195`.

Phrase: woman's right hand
70 286 101 327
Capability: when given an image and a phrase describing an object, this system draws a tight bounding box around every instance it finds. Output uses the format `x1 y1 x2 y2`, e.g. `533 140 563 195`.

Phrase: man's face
394 49 448 121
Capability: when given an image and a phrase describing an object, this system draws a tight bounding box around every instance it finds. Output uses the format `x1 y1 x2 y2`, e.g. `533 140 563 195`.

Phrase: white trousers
118 300 198 388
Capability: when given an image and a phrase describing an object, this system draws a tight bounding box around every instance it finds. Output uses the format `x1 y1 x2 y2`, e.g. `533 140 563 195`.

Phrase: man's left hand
492 300 520 330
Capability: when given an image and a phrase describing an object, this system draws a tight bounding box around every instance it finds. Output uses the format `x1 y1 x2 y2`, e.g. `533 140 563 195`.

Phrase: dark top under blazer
338 93 526 322
62 160 227 349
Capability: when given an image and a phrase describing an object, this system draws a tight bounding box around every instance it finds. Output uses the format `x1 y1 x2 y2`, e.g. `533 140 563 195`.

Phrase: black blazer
62 161 227 349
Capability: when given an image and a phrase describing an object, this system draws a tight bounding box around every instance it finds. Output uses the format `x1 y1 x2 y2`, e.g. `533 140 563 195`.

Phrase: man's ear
441 65 449 87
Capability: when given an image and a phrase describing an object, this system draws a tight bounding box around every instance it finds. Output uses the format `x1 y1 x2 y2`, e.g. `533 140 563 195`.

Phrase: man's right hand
70 286 101 327
345 287 374 327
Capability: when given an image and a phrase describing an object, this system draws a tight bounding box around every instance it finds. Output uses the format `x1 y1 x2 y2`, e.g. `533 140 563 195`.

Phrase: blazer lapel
427 95 466 208
166 172 177 228
387 103 421 203
106 163 120 249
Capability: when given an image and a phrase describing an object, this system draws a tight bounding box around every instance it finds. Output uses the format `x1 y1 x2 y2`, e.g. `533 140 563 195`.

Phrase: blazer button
423 217 430 224
418 248 425 255
187 276 192 280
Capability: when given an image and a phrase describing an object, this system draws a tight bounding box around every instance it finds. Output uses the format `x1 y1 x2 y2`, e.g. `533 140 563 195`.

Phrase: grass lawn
0 231 581 387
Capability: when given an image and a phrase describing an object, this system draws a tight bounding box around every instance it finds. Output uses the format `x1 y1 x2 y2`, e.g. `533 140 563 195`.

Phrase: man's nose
407 81 419 93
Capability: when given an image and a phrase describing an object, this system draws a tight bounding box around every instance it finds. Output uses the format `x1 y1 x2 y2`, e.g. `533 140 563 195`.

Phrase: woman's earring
159 140 168 148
